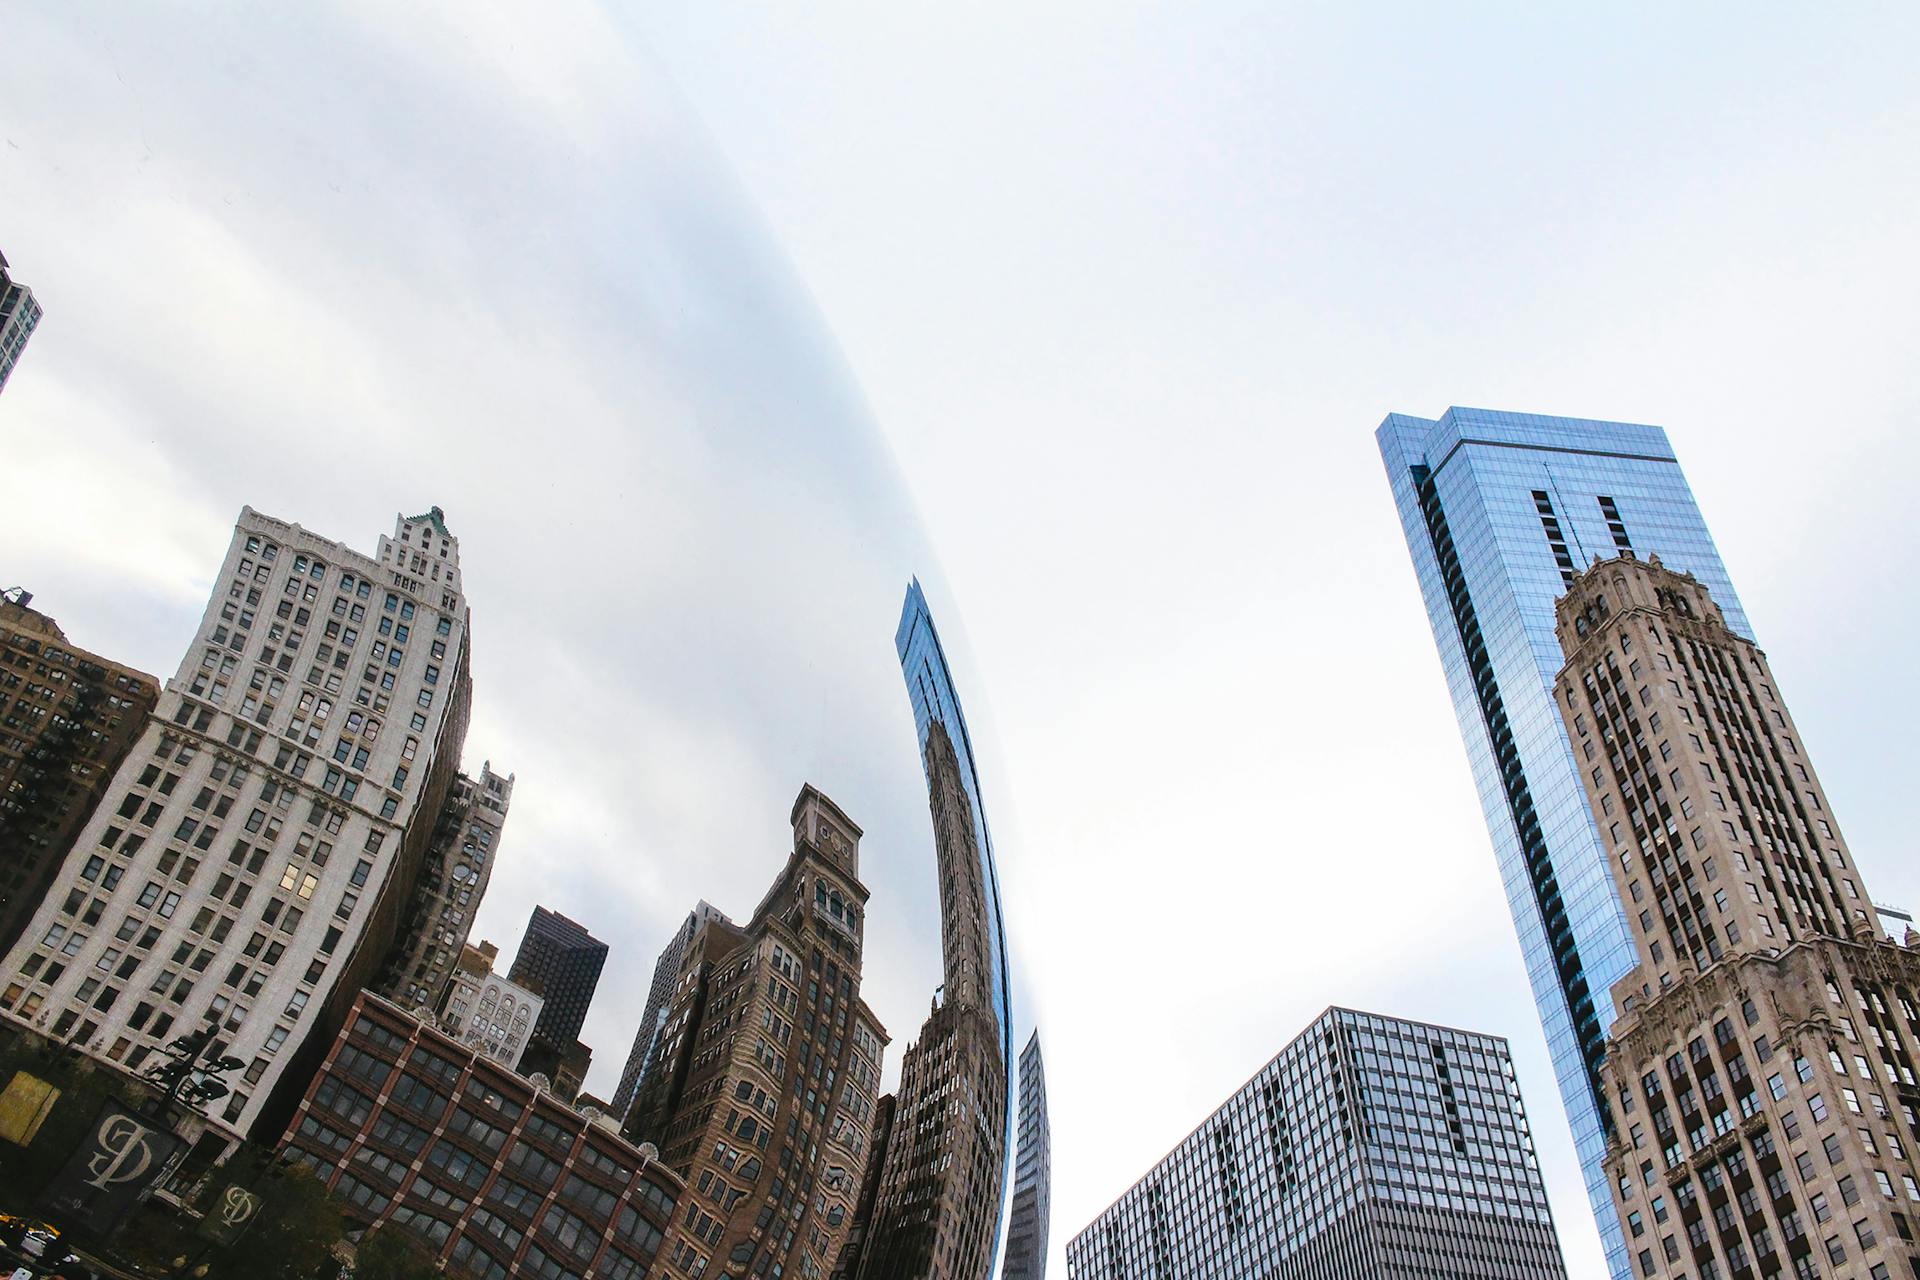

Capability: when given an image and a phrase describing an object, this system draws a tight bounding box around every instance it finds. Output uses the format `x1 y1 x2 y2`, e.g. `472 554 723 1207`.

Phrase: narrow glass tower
1377 408 1748 1277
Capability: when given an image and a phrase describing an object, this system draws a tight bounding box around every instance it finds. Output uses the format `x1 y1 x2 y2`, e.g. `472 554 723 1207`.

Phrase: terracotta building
1553 553 1920 1278
0 590 158 955
626 785 889 1280
282 988 682 1279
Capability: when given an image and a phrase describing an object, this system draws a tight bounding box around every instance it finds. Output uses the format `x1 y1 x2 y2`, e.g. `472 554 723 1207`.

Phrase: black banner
195 1183 264 1246
38 1100 185 1236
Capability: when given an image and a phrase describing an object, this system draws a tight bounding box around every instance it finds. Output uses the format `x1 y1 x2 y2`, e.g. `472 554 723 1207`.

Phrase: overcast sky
7 6 1920 1278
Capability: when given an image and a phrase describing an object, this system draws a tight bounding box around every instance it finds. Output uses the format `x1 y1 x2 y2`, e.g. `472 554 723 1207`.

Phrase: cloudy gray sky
7 5 1920 1277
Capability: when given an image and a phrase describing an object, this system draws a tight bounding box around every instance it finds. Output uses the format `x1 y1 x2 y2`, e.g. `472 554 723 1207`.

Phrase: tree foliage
203 1163 342 1280
351 1223 440 1280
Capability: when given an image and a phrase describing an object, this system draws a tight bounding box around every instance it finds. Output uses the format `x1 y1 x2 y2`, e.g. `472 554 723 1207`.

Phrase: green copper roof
406 506 451 537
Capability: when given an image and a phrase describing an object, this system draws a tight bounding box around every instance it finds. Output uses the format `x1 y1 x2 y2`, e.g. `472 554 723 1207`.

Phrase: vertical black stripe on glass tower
1410 464 1610 1130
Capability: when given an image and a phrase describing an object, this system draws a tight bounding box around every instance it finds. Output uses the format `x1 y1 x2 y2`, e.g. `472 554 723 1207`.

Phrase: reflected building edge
830 582 1027 1280
0 23 1062 1277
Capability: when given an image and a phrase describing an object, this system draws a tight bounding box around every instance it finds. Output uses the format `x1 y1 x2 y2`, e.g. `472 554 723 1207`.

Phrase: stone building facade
377 763 513 1011
441 940 545 1069
0 505 474 1139
626 786 889 1280
0 590 158 954
1553 553 1920 1278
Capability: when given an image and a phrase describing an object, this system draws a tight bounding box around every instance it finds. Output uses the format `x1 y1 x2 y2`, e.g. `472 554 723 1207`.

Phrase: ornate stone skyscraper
0 505 474 1139
631 786 890 1280
1553 553 1920 1279
1067 1008 1568 1278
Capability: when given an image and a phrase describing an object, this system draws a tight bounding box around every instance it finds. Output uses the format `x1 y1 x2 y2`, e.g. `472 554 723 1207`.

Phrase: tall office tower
375 762 512 1010
1552 554 1920 1280
610 899 730 1125
1066 1007 1570 1279
1379 408 1748 1276
0 250 42 394
856 581 1016 1280
0 591 159 954
0 505 475 1139
1003 1031 1053 1280
628 786 890 1280
507 904 607 1083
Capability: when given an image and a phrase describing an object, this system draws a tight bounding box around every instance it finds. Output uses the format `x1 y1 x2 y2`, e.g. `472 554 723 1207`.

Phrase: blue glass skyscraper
1376 409 1748 1279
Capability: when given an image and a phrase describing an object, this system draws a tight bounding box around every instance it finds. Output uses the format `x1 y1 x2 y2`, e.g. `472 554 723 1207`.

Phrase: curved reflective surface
0 6 1045 1278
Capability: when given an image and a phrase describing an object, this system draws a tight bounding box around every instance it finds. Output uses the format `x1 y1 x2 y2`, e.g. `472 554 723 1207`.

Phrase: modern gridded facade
0 505 475 1139
1378 408 1751 1278
1552 554 1920 1279
509 905 608 1086
1065 1008 1569 1280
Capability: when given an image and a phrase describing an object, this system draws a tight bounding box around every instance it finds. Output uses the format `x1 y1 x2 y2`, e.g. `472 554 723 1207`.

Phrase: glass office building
1376 408 1749 1278
1065 1007 1568 1279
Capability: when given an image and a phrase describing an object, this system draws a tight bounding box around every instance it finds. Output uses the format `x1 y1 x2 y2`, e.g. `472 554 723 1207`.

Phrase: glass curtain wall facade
1377 408 1749 1277
1064 1007 1568 1280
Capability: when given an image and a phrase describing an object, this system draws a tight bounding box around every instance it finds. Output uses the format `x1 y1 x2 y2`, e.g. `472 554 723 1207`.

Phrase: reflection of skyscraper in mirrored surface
849 583 1014 1280
1003 1031 1052 1280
